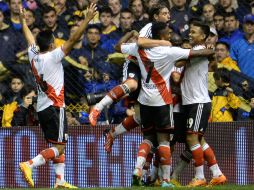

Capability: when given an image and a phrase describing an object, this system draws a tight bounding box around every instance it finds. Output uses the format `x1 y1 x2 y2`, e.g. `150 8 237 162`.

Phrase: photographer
11 85 38 126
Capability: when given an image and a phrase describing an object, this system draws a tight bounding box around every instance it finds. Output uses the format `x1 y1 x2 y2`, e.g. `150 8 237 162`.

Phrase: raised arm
62 3 97 55
19 6 35 46
137 37 171 48
115 30 138 52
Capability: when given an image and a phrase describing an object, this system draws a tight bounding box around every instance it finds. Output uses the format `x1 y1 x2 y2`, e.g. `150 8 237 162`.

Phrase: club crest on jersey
128 73 135 78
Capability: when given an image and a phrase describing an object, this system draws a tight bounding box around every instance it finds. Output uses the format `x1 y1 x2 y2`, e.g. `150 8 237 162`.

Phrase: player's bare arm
189 48 215 58
137 37 171 48
62 3 97 55
19 6 35 46
115 30 139 52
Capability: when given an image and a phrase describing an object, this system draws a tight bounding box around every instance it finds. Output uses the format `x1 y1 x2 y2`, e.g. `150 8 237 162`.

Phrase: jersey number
187 118 194 129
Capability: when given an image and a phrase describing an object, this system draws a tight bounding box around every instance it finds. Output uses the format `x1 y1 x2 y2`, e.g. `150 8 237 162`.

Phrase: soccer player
180 21 227 187
18 4 97 188
118 22 214 187
89 5 171 127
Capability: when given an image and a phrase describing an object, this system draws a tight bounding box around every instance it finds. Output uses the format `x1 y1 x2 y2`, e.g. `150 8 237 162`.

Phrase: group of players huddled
89 4 227 188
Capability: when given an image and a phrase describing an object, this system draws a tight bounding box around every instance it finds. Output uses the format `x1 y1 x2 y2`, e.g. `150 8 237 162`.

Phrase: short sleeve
121 43 138 56
139 23 152 38
28 44 40 62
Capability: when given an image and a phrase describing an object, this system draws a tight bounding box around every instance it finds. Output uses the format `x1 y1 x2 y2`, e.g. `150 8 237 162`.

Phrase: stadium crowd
0 0 254 127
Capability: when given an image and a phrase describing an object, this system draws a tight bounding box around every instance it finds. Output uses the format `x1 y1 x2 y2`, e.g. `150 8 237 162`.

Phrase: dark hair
191 20 210 40
85 24 102 33
42 5 56 16
216 41 230 50
152 21 168 40
20 85 36 99
149 5 168 22
224 11 238 20
10 74 24 83
99 6 113 16
36 30 54 52
214 11 225 18
129 0 145 9
26 8 35 17
213 68 230 83
120 8 133 15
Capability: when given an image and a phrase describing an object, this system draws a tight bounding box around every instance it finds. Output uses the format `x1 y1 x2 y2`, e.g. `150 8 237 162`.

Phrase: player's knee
186 133 199 146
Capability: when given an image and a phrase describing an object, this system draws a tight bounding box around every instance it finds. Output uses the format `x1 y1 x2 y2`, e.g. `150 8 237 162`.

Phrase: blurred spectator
5 0 22 31
170 0 191 38
24 9 36 29
129 0 148 22
99 6 117 42
0 9 25 68
219 11 243 45
249 97 254 119
202 3 216 27
213 11 225 38
2 74 24 105
11 84 38 126
210 68 241 122
216 0 236 13
53 0 74 27
146 0 160 11
101 8 134 53
230 14 254 78
42 5 69 40
206 27 218 46
66 111 80 126
215 41 240 71
108 0 122 27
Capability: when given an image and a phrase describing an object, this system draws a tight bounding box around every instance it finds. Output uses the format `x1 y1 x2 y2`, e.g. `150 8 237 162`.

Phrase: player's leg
200 138 227 186
154 104 174 188
185 103 208 187
89 60 140 126
104 113 140 152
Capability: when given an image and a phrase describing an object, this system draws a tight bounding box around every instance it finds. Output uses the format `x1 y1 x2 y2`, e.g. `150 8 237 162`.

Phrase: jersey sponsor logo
142 80 164 90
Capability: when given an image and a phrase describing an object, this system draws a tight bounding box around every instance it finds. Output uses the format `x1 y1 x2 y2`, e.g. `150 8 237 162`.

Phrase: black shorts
182 103 211 134
122 60 141 101
171 112 187 145
140 103 174 135
38 106 68 145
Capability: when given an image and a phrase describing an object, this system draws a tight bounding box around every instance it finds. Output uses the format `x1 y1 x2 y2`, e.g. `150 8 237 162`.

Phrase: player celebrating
89 5 171 127
180 21 227 187
18 4 97 188
117 22 215 187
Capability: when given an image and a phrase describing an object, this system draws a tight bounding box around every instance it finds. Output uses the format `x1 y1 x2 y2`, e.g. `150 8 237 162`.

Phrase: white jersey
139 23 152 38
181 45 211 105
121 43 190 106
28 44 65 111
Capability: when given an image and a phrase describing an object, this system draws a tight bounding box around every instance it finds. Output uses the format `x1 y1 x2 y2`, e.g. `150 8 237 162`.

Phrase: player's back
28 45 65 111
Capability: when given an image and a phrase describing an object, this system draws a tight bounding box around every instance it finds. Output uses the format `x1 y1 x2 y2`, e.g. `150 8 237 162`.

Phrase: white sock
135 156 146 169
195 165 205 179
210 164 222 178
171 159 189 179
95 95 113 111
54 163 65 185
27 154 46 169
161 165 171 181
112 123 127 138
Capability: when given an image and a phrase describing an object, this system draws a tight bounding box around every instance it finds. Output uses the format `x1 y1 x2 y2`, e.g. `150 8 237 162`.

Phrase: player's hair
99 6 113 16
191 20 210 40
216 41 230 51
149 5 168 22
41 5 56 16
151 21 168 40
85 24 102 33
36 30 54 52
213 68 230 83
